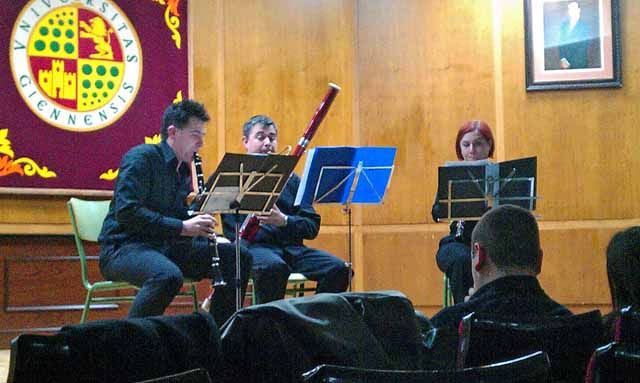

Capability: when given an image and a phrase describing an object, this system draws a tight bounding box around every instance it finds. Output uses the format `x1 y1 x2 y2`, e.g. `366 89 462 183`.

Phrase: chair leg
443 275 453 307
81 290 93 323
190 284 198 313
250 279 256 305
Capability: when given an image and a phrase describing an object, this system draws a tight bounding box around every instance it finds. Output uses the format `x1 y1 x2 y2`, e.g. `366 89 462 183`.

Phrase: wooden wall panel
191 0 222 174
358 0 496 225
222 0 354 227
0 235 211 346
361 227 446 306
0 195 69 227
500 0 640 221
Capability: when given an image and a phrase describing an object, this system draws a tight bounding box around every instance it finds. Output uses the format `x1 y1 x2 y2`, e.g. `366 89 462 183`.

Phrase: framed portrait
524 0 621 91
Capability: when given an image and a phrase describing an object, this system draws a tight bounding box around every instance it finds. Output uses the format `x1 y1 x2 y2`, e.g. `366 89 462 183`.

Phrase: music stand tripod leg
234 216 242 311
347 204 353 291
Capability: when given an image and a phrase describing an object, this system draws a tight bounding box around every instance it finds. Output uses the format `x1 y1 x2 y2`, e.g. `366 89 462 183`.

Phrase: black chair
584 342 640 383
615 306 640 344
457 310 604 382
7 313 220 383
134 368 212 383
219 291 425 383
8 334 72 383
301 351 550 383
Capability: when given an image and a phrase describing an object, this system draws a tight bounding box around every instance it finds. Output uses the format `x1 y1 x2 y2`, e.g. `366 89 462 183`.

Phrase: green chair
443 274 453 307
247 273 316 305
67 198 199 323
285 273 316 298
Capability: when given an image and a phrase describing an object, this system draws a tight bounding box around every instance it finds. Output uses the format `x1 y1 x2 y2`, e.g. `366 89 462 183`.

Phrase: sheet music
199 186 239 213
444 159 494 167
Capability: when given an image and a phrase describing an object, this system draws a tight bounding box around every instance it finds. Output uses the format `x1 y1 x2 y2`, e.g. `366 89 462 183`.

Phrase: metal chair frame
68 198 199 323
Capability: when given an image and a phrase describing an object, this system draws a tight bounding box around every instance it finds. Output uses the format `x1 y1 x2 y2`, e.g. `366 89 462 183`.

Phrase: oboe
192 153 226 311
239 82 341 242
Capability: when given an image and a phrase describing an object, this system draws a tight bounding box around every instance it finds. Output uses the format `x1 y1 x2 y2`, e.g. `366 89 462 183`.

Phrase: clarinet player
221 115 350 304
98 99 251 325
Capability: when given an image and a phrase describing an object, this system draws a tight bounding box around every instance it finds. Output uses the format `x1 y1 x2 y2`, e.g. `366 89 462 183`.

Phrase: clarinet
239 82 341 242
192 153 226 311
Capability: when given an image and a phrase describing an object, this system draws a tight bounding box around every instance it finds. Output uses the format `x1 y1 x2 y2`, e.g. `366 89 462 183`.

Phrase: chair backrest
8 334 72 383
9 313 220 383
67 198 111 287
584 342 640 383
457 310 604 382
301 351 550 383
616 305 640 344
68 198 111 242
133 368 212 383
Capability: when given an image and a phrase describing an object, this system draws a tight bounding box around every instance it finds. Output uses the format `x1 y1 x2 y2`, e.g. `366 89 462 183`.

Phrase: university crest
10 0 142 132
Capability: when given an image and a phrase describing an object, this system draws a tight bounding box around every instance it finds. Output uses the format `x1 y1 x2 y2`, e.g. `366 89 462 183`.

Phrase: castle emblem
10 0 142 132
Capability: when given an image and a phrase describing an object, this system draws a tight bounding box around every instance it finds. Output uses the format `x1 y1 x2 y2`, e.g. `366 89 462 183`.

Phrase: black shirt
430 275 572 330
98 141 191 248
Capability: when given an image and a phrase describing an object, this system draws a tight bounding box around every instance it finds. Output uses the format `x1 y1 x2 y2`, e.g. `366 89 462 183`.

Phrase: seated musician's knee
260 262 290 282
319 261 350 292
154 270 184 297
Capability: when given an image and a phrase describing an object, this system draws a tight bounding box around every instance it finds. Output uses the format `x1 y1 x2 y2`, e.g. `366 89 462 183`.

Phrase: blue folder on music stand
294 146 396 291
294 146 396 207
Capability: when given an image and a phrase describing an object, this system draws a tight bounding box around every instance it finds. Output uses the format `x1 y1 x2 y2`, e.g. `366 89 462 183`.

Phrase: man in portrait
544 0 601 70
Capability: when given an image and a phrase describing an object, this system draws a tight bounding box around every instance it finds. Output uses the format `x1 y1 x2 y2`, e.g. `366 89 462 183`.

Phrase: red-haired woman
432 120 495 304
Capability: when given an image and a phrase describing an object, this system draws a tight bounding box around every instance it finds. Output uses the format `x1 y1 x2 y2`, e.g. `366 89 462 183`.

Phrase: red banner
0 0 188 194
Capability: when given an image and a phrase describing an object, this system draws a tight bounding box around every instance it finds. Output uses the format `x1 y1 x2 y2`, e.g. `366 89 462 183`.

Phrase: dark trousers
100 238 251 326
435 235 473 304
248 242 350 304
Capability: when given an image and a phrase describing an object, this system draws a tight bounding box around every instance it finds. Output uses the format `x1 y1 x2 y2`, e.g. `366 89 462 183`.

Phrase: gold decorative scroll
0 128 56 178
173 90 183 103
99 133 163 180
152 0 182 49
99 168 119 181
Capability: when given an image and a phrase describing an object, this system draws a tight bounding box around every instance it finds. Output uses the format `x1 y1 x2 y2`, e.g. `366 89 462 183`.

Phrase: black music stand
433 156 537 221
192 152 298 310
295 146 396 291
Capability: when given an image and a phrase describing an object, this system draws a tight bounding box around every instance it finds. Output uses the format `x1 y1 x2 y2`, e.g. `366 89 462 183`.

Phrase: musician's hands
181 214 217 239
257 204 287 227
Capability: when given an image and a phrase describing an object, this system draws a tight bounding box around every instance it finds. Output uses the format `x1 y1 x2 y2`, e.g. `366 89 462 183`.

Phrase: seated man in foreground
430 204 572 330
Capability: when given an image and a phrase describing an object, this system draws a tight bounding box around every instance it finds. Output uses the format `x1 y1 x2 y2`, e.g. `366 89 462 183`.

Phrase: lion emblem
80 17 114 60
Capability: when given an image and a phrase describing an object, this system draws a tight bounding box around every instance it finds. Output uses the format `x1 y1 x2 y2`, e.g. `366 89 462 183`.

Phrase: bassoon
239 82 341 242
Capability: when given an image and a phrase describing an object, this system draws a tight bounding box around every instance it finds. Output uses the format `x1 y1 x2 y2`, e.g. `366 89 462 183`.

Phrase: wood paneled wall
3 1 640 335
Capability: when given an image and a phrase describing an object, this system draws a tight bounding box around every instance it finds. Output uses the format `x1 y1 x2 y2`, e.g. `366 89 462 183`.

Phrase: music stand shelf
434 156 538 222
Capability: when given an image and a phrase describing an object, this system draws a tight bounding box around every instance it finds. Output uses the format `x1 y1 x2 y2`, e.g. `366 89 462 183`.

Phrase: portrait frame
524 0 621 91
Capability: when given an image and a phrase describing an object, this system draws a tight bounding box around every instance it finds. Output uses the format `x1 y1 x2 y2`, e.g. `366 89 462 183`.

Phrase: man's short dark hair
161 100 210 140
606 226 640 310
242 115 278 138
471 204 541 271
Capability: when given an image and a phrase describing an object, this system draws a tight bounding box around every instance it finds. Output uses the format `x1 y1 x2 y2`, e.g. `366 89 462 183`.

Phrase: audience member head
606 226 640 311
470 205 542 289
455 120 495 161
242 114 278 154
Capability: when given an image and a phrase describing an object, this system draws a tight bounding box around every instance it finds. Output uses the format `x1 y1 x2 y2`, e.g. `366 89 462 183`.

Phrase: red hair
455 120 495 160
